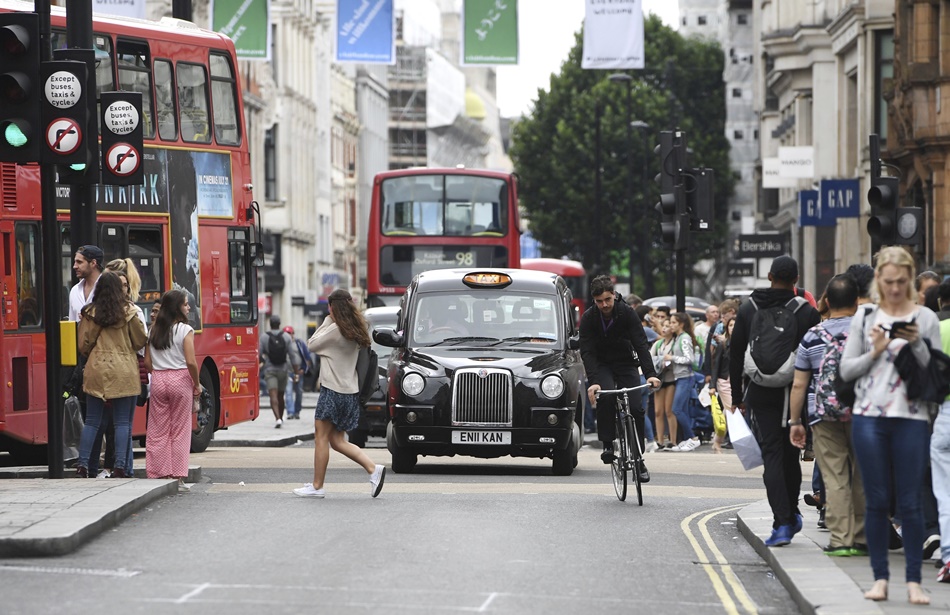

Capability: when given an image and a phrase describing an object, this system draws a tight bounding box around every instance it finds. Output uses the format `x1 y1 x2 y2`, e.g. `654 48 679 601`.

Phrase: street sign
727 262 755 278
100 91 143 186
43 71 82 109
734 234 786 259
105 142 140 177
45 118 81 155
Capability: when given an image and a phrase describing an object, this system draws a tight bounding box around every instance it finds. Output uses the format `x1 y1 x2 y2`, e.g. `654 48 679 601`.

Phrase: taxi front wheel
390 444 418 473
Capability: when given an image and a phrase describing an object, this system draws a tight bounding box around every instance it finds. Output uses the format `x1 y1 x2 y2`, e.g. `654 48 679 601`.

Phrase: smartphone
889 319 915 338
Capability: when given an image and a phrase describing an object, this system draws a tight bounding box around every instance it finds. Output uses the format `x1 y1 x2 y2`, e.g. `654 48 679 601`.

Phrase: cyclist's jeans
595 364 644 457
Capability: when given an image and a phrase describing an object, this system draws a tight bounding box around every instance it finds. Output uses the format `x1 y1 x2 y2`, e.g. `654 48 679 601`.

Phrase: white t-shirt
149 322 194 371
68 278 97 321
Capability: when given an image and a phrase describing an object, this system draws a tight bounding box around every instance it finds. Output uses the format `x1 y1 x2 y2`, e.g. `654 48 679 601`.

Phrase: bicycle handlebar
594 383 656 397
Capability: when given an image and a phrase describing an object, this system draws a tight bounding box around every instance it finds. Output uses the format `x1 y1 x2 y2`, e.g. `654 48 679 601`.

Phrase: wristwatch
787 419 802 426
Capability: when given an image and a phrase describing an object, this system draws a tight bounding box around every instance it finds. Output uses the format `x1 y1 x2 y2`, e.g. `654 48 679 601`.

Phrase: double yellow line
681 504 758 615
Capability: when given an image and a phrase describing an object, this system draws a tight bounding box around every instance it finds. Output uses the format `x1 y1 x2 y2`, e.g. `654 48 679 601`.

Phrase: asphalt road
1 444 800 614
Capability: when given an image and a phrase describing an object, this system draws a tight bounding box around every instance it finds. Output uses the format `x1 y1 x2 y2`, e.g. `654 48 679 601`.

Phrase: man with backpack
259 315 302 427
730 255 821 547
283 326 313 420
789 273 866 556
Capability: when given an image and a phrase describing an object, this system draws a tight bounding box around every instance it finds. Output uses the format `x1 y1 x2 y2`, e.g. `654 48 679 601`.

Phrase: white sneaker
679 438 701 451
369 465 386 498
293 483 325 498
644 440 659 454
96 470 111 479
275 419 283 429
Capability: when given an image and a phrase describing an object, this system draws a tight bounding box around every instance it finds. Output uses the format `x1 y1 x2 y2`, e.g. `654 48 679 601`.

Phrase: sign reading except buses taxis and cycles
39 61 89 166
100 91 144 186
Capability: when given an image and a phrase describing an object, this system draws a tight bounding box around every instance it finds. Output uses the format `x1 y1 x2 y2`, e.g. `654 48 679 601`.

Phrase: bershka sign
778 146 814 179
735 234 786 258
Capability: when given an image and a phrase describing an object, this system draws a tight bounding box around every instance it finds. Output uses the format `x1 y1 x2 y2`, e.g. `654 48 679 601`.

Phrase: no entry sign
105 142 140 177
45 118 82 155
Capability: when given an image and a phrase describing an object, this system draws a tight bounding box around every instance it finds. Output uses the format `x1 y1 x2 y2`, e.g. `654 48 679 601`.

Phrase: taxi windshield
409 292 561 346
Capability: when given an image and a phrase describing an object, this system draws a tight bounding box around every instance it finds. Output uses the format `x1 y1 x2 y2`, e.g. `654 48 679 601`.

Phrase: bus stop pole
36 0 65 477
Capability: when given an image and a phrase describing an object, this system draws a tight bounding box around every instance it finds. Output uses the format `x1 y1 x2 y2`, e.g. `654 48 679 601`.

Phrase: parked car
643 295 710 322
347 306 399 448
374 268 586 475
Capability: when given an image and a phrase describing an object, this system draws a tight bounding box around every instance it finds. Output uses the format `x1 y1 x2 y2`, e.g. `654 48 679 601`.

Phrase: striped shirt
794 316 852 424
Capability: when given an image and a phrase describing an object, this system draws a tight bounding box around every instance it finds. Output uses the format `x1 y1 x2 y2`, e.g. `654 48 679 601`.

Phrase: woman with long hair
106 258 142 303
76 271 147 478
144 290 199 487
668 312 701 451
709 316 735 453
295 289 386 498
841 247 940 605
650 320 677 450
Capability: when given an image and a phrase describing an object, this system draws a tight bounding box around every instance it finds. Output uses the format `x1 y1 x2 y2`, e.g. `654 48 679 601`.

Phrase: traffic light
867 173 898 250
655 131 676 249
687 168 714 232
673 184 689 251
0 12 41 162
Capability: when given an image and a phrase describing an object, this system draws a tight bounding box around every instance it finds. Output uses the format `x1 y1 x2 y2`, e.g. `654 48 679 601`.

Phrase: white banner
778 146 815 179
581 0 644 70
762 158 799 188
426 48 466 128
92 0 146 19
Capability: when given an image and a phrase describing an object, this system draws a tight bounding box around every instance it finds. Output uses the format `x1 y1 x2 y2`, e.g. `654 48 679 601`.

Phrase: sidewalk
737 499 950 613
210 390 318 447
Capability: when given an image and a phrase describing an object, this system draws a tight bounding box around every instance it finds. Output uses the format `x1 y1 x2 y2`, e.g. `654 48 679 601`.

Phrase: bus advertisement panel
366 168 521 306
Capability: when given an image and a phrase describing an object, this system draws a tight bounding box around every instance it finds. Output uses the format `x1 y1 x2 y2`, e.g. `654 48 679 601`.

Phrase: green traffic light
3 121 27 147
68 163 86 172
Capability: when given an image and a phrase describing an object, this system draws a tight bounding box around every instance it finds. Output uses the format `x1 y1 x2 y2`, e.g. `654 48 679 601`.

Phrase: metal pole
37 0 65 478
676 248 686 313
641 134 654 297
593 101 602 274
66 0 96 249
625 84 634 293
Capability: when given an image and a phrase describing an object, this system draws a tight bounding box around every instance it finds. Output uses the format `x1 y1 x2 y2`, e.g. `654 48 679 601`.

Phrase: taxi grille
452 367 513 426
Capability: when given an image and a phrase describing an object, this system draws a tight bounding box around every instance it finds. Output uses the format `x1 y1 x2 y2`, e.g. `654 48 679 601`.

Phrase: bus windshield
381 174 508 237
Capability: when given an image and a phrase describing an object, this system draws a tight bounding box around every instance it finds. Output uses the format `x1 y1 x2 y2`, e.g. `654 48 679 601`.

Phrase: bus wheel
191 369 217 453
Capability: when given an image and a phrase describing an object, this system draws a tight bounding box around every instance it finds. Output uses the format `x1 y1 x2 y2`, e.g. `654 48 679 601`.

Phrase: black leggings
595 364 645 458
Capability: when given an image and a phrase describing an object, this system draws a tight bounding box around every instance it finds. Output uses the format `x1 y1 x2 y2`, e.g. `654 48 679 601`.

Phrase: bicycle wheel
611 410 627 501
625 413 643 506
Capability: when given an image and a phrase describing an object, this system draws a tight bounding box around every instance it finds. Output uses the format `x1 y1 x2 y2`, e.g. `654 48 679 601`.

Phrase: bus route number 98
455 251 474 266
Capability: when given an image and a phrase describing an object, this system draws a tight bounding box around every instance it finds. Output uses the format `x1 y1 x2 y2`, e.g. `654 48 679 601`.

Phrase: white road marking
0 564 141 577
174 583 212 604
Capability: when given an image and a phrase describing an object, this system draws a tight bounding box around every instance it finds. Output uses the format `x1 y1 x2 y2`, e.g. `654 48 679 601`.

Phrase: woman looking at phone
840 247 941 605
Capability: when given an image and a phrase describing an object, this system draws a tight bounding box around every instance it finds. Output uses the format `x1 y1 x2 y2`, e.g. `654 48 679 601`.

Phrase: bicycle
595 383 655 505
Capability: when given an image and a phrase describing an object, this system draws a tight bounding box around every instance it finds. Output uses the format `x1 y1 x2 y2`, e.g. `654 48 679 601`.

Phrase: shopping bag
698 384 712 407
63 395 84 461
725 409 763 471
710 394 726 437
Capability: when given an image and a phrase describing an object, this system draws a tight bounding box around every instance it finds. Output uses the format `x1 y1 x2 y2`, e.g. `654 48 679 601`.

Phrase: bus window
155 60 178 141
381 174 507 237
177 63 211 144
445 175 507 235
15 223 43 328
128 227 163 300
228 228 254 323
210 53 241 146
116 39 155 139
100 224 126 263
51 31 114 133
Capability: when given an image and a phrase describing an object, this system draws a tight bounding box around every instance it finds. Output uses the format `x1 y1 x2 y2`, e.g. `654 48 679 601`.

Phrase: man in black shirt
580 276 660 482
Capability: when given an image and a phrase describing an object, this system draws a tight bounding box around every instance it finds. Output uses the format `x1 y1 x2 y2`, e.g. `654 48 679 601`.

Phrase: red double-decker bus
0 4 261 462
366 168 522 307
520 258 587 323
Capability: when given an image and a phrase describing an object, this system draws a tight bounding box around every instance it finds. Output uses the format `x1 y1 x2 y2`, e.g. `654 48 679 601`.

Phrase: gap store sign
799 179 859 226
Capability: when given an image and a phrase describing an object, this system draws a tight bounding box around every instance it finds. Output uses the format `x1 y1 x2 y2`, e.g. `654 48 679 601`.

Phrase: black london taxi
373 269 586 475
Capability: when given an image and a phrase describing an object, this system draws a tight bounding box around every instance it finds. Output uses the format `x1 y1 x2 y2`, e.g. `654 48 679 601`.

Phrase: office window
265 127 277 201
733 130 744 140
874 30 894 144
698 15 707 25
737 14 748 25
732 88 742 98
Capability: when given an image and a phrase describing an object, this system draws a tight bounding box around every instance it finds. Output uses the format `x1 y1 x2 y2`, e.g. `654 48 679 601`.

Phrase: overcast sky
496 1 679 118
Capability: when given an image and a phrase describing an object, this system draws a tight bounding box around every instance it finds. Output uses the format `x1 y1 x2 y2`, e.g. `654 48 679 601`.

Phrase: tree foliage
510 16 734 295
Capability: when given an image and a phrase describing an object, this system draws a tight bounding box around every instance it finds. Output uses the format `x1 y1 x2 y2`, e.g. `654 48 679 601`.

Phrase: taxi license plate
452 430 511 445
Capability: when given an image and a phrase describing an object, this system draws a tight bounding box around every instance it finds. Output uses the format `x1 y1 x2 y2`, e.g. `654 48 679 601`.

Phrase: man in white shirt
68 245 104 321
694 304 720 350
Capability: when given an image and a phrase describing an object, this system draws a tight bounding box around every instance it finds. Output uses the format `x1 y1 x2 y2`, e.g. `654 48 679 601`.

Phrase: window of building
737 14 748 25
753 129 759 140
732 88 742 98
698 15 707 25
733 130 744 140
264 127 277 201
874 30 894 144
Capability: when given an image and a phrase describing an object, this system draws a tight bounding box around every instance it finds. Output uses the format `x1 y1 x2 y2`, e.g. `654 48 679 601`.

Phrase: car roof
412 268 561 294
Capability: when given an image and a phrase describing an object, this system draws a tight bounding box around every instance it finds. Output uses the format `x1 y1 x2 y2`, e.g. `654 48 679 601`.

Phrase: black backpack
267 331 288 365
742 296 808 387
356 346 379 405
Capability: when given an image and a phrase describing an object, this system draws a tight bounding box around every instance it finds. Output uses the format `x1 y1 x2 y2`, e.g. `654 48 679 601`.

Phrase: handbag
894 340 950 404
710 393 726 437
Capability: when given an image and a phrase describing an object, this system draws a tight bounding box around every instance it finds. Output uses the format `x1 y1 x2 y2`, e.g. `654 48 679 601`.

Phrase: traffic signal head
0 12 41 162
867 175 898 248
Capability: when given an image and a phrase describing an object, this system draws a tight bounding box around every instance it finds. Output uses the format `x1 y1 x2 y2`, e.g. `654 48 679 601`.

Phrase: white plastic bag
698 384 712 407
726 409 763 471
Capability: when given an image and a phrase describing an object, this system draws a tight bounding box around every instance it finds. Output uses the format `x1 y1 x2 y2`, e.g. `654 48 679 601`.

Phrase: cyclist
581 275 661 482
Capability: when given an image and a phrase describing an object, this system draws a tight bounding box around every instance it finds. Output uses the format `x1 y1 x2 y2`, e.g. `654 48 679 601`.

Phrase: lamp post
631 120 652 298
608 73 634 291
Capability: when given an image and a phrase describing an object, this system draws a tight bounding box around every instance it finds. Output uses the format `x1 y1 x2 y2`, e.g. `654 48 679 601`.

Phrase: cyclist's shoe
600 445 616 464
637 460 651 483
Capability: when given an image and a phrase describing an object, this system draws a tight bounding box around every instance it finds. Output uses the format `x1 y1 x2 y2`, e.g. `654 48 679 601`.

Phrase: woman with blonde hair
841 246 940 605
294 289 386 498
106 258 142 302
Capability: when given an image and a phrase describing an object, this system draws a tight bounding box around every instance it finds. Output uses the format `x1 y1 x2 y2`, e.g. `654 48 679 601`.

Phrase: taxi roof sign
462 272 513 288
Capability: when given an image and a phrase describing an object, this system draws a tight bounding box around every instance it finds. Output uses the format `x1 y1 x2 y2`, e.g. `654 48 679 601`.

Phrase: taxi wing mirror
374 328 403 347
568 334 580 350
249 242 265 267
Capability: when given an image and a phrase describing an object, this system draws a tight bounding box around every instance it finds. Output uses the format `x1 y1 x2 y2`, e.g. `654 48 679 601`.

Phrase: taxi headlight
540 375 564 399
402 373 425 396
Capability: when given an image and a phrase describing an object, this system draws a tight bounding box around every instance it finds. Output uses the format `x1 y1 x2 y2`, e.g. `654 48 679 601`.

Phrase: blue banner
335 0 395 64
799 190 833 227
820 178 861 219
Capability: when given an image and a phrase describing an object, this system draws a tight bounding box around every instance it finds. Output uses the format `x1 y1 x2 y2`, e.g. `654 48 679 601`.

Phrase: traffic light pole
35 0 66 478
66 0 97 248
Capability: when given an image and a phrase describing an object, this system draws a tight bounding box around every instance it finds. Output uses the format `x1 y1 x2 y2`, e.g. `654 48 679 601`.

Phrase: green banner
210 0 271 61
462 0 518 66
